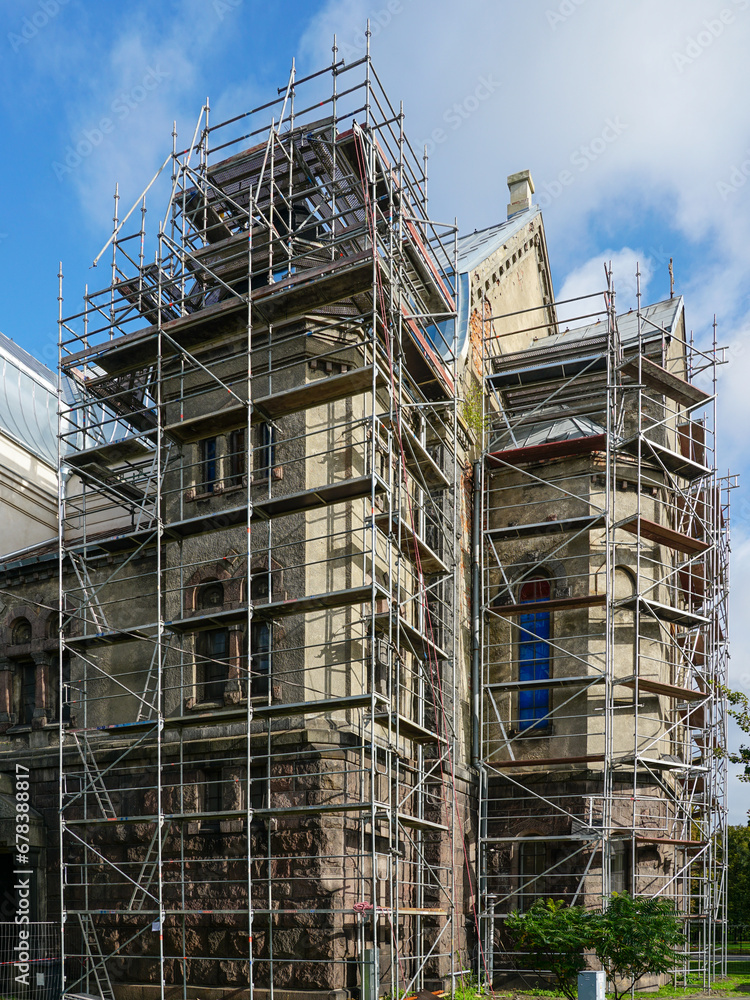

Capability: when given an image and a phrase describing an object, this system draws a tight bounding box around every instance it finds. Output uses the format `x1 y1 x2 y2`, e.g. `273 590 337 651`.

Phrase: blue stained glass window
518 577 551 731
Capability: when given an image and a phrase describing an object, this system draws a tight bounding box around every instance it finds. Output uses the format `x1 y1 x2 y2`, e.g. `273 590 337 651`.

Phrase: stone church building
0 55 728 1000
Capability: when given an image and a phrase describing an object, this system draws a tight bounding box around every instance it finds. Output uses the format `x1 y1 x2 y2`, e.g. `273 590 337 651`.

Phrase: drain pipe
471 460 481 766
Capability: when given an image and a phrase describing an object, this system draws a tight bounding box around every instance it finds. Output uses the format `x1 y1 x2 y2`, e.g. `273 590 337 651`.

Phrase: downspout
471 459 481 766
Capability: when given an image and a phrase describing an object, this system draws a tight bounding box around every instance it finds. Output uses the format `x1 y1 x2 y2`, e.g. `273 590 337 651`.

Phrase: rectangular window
249 767 269 837
250 620 271 698
61 653 71 724
228 428 246 487
255 422 275 479
200 437 217 492
49 654 71 725
205 771 222 813
424 490 444 558
611 842 628 893
519 841 546 911
200 628 229 702
518 578 551 732
21 663 36 726
425 577 445 653
201 768 222 832
250 773 267 813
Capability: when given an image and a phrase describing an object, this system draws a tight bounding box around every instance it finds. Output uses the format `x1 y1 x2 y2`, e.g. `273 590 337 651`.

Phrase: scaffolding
57 47 460 1000
476 275 732 987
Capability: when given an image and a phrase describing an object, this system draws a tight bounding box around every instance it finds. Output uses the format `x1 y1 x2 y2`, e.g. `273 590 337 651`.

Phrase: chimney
507 169 535 219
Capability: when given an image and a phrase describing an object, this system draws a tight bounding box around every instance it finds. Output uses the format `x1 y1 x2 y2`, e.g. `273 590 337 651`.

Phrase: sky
1 0 750 818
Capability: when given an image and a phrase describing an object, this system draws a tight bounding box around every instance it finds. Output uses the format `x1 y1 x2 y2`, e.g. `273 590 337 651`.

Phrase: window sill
509 727 553 739
188 820 246 836
3 720 69 735
186 695 272 712
185 476 279 503
186 489 219 502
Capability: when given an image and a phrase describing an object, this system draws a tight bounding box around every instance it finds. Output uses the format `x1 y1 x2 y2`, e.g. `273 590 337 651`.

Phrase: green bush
506 893 684 1000
507 899 596 1000
594 893 684 1000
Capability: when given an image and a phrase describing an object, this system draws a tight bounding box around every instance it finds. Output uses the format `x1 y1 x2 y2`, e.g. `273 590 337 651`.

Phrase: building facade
0 54 729 1000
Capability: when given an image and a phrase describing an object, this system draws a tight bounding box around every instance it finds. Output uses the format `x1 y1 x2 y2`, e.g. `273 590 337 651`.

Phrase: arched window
250 573 269 603
12 618 32 646
249 557 283 605
518 576 551 732
198 580 224 610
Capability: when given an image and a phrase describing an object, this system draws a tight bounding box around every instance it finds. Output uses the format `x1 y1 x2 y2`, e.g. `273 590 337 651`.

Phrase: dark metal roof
546 297 684 349
456 206 540 273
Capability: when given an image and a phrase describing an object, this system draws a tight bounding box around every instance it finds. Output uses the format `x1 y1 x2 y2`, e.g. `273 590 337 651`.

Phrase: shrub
506 894 683 1000
593 893 683 1000
506 899 595 1000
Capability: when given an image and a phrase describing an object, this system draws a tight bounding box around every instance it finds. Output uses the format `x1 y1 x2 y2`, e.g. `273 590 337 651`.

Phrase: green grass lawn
479 973 750 999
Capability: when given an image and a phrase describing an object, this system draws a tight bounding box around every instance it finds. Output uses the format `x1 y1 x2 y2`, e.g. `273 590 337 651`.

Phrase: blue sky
2 0 750 818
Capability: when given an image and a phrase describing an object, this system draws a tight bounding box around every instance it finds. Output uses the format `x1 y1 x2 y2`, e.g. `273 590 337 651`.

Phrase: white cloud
47 1 246 235
24 0 749 806
555 247 653 323
298 0 750 828
301 0 750 321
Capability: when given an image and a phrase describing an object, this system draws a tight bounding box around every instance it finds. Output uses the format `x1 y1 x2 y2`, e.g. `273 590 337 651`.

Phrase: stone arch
198 580 225 611
492 550 568 606
11 617 32 647
247 555 284 604
3 605 45 648
45 612 59 640
614 564 637 600
184 563 234 614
